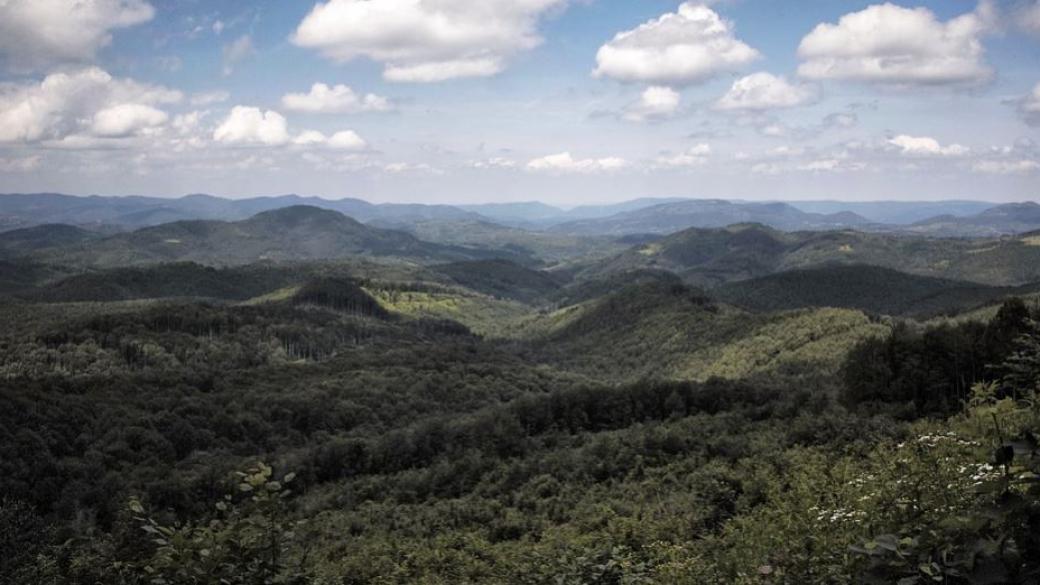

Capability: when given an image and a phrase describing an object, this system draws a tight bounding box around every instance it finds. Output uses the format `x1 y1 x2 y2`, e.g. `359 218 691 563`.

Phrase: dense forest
2 206 1040 584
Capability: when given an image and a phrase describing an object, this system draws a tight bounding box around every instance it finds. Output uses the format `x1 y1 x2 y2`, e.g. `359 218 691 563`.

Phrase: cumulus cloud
222 35 255 76
715 72 816 111
593 2 759 86
470 157 518 169
291 129 369 150
888 135 970 156
291 0 566 82
0 0 154 72
655 144 711 167
972 160 1039 174
623 86 681 121
527 152 628 173
797 2 996 86
1019 82 1040 126
213 106 290 146
281 83 392 113
91 103 168 137
0 67 181 144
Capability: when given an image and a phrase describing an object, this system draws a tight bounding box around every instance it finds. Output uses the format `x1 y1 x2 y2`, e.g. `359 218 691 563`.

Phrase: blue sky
0 0 1038 205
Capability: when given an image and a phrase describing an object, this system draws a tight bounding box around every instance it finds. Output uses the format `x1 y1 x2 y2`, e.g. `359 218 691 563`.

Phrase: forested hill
0 224 100 259
715 264 1039 317
29 206 501 268
586 223 1040 287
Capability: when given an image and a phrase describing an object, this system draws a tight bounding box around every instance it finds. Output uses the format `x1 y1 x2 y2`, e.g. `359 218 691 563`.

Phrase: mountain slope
434 259 562 303
520 280 888 383
28 262 306 303
715 264 1030 317
33 206 488 268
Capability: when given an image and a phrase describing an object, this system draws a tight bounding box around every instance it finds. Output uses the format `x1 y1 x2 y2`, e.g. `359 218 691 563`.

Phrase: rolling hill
585 223 1040 288
0 224 101 259
32 206 492 268
368 217 628 263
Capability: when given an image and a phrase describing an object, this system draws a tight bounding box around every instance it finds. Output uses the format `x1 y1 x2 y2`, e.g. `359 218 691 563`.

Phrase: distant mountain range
0 193 482 231
546 200 873 235
21 206 504 268
903 202 1040 237
4 193 1040 240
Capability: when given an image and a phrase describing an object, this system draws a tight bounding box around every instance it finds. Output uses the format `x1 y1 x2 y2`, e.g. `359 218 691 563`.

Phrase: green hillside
434 259 562 303
0 224 100 259
716 264 1034 317
28 262 304 303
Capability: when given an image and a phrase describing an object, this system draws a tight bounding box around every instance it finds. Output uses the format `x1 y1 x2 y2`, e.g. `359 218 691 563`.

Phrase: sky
0 0 1038 206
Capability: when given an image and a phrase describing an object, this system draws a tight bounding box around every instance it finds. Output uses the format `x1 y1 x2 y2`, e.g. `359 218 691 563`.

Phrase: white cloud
470 157 518 169
972 160 1039 174
91 103 168 137
281 83 392 113
384 162 442 174
593 2 758 86
190 90 231 106
655 144 711 167
327 130 367 150
213 106 290 146
623 86 681 122
797 2 996 86
0 0 154 72
292 130 328 147
888 135 970 156
222 35 255 76
292 129 368 150
527 152 628 173
0 67 181 144
1020 82 1040 126
715 72 816 111
291 0 567 82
